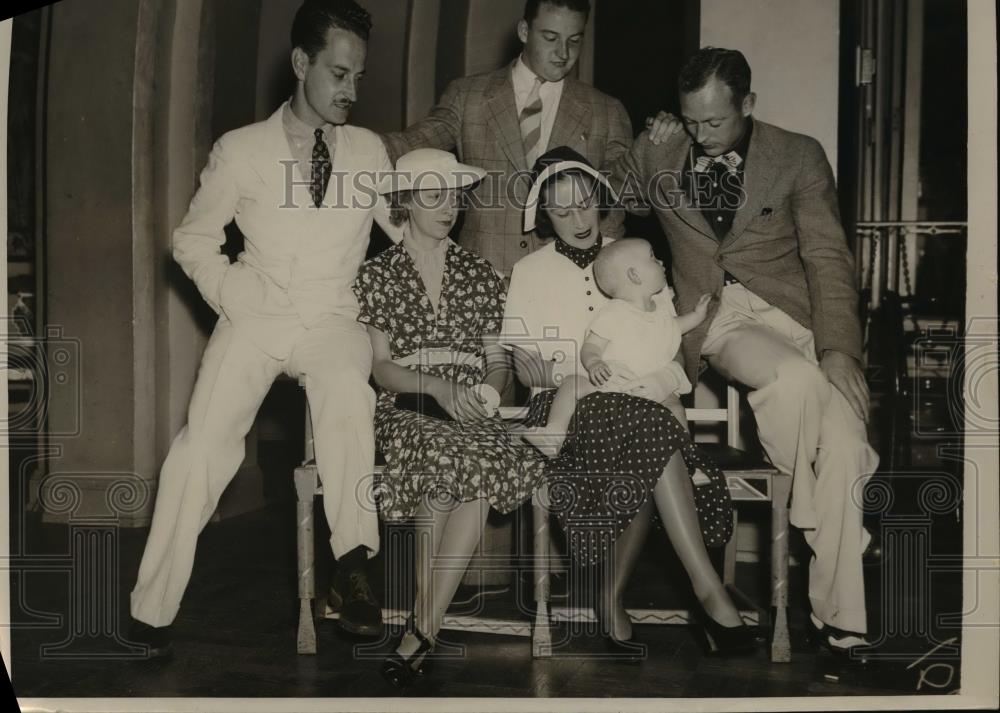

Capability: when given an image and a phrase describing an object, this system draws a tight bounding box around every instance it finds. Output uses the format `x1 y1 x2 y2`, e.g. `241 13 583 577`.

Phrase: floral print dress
352 241 546 521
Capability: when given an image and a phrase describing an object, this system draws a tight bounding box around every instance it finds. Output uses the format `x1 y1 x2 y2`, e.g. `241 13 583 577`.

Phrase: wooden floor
8 441 964 700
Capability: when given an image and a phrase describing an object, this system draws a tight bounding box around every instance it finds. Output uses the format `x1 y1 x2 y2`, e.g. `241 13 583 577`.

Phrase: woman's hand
430 379 489 422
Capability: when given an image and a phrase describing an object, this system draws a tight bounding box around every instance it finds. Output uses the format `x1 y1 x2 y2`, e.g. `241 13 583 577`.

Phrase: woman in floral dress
352 149 545 687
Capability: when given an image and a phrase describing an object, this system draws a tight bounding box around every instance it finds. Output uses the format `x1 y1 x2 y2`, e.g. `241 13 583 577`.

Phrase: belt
723 271 740 286
393 347 481 370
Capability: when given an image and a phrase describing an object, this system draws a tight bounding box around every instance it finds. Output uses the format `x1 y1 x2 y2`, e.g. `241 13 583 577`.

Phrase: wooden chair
527 384 792 663
292 378 536 654
293 379 791 662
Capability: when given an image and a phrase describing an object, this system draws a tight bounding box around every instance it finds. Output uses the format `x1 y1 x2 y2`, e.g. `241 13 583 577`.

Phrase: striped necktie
310 127 332 208
520 78 544 168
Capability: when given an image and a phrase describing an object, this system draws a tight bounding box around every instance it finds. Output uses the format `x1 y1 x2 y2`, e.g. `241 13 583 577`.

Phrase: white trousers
130 316 376 627
701 284 879 634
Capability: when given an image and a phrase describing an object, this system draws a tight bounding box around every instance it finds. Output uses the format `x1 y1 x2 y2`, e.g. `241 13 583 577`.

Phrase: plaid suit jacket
610 119 863 385
383 62 633 275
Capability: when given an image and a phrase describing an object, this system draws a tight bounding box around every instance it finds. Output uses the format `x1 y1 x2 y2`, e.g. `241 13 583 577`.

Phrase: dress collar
554 233 604 269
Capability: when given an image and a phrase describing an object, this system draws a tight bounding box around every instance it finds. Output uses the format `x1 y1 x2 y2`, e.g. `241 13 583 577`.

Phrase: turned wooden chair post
294 378 318 654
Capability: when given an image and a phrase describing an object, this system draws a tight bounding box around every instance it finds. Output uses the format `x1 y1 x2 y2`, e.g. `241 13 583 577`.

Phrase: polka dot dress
526 389 734 566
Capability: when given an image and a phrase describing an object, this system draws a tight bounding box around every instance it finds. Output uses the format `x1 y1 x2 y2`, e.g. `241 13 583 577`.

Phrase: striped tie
520 78 544 168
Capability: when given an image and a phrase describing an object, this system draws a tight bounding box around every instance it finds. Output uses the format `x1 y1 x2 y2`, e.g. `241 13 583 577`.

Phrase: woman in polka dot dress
501 147 758 656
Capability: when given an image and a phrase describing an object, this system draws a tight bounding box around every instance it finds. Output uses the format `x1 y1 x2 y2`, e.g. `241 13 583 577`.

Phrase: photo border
2 1 997 710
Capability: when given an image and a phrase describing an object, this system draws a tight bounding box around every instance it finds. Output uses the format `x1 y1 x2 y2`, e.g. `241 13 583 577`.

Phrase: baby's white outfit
587 288 692 397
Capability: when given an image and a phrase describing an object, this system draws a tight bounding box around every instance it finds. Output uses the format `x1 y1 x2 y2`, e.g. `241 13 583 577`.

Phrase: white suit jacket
173 102 398 359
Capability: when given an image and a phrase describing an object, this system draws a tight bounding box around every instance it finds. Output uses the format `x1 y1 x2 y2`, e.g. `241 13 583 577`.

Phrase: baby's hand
692 293 713 322
587 360 614 387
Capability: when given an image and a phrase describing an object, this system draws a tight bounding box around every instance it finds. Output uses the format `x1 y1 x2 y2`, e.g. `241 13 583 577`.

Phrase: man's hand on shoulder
820 350 870 422
644 111 685 145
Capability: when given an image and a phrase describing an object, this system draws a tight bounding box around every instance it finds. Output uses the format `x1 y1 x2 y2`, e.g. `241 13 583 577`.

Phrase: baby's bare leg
654 394 710 486
518 375 595 458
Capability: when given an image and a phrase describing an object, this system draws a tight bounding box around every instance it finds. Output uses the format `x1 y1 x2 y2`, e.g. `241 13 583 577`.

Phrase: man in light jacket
128 0 399 657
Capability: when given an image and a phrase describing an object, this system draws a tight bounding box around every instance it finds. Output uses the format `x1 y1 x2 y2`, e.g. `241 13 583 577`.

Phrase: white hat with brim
379 148 486 194
522 160 618 233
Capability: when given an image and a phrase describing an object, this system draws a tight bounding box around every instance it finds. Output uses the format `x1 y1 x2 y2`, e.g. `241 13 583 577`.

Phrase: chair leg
303 398 315 464
770 474 792 662
723 509 738 587
294 465 318 655
531 483 552 658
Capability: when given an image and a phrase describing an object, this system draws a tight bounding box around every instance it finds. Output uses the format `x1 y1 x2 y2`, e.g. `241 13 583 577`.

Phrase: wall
700 0 840 170
405 0 441 123
255 0 296 121
43 0 150 522
40 0 266 525
157 0 210 461
464 0 524 76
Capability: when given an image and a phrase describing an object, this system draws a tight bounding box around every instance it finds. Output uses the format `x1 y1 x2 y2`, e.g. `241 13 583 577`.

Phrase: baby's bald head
593 238 653 297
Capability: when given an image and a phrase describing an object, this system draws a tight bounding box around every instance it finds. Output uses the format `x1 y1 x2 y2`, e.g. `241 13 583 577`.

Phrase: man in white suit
129 0 398 657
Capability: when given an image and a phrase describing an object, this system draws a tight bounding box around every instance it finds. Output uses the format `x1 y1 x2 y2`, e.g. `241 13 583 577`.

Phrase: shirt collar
282 100 335 144
554 233 604 269
512 55 563 99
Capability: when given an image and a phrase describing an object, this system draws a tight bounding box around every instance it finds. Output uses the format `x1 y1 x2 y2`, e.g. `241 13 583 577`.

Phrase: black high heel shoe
381 615 435 689
691 605 760 656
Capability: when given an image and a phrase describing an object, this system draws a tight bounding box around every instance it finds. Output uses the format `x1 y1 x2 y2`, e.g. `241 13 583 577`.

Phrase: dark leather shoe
128 620 173 660
330 569 383 637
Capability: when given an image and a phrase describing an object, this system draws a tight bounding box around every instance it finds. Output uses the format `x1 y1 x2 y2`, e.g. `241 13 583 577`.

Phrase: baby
522 238 712 472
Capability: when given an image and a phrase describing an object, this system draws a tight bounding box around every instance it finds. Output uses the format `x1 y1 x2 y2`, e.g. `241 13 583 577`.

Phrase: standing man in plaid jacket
382 0 632 275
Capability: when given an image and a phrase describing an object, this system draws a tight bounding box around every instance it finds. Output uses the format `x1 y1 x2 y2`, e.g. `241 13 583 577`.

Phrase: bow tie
693 150 744 174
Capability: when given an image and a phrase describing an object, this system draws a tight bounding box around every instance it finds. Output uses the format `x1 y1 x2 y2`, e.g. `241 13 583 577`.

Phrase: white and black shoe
807 614 872 664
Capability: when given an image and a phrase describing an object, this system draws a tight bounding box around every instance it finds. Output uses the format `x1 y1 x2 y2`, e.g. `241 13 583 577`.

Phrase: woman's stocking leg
653 452 743 627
